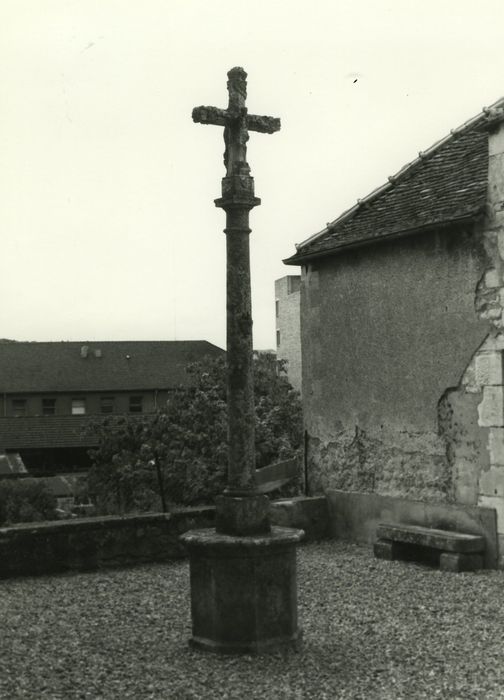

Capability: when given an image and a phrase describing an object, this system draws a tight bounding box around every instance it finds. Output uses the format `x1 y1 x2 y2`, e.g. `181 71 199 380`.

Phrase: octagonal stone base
180 526 304 654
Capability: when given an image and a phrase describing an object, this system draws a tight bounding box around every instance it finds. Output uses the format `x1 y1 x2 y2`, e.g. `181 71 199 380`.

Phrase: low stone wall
0 507 215 578
0 498 329 579
270 496 329 541
327 489 499 568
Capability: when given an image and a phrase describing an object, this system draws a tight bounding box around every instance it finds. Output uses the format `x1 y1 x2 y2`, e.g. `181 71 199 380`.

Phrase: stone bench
374 523 485 572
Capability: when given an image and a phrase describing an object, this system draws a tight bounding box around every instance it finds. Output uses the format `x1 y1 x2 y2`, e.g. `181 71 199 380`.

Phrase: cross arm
192 105 280 134
192 106 228 127
247 114 281 134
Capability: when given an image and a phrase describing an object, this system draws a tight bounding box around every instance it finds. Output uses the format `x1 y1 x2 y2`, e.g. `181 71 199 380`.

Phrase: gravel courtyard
1 540 503 700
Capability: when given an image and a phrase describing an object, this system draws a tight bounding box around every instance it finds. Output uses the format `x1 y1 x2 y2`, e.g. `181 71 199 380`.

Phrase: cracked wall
301 225 489 504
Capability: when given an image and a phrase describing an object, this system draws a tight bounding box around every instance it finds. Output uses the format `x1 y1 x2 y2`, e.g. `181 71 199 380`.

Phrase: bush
87 354 303 514
0 479 57 525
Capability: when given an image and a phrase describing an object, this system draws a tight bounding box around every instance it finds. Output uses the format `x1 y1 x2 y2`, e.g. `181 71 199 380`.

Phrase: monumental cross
182 68 302 654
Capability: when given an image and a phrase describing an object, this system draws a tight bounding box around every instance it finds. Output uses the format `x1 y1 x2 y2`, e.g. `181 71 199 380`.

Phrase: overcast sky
2 1 504 349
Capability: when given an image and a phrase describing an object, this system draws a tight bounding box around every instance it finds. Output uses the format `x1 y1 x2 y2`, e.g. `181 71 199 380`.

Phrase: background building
0 340 224 475
275 276 302 393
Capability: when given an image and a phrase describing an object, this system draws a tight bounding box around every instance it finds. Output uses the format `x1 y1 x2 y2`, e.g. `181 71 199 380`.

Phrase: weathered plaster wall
302 225 489 502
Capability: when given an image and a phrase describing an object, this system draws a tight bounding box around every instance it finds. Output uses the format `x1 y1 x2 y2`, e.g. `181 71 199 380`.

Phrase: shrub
0 479 57 525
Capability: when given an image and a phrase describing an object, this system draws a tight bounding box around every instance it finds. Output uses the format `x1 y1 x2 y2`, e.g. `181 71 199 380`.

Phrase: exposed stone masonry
307 428 450 502
458 109 504 559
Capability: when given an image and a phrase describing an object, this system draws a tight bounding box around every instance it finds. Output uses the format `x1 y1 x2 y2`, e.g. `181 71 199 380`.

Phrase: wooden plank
255 458 300 494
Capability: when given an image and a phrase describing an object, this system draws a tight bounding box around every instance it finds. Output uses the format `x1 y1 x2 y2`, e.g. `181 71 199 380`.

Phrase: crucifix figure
193 67 280 179
193 67 280 507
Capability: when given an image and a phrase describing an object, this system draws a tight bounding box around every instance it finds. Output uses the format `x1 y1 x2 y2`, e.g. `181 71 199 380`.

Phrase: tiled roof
284 99 504 264
0 416 98 449
0 340 224 393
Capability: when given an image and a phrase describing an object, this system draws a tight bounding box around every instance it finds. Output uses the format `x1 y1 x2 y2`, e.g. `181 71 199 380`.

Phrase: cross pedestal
180 67 303 654
182 527 303 654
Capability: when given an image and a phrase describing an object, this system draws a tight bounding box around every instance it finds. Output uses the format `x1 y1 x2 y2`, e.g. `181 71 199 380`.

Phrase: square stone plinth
180 527 304 654
215 494 270 536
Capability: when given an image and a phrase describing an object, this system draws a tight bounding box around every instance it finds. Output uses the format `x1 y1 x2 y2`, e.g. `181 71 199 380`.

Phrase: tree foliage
87 354 302 514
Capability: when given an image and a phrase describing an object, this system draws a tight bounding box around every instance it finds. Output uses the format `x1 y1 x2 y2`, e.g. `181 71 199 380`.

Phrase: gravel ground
1 540 504 700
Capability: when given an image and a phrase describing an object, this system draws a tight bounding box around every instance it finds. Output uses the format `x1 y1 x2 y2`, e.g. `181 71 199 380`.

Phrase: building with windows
0 340 224 475
275 276 302 393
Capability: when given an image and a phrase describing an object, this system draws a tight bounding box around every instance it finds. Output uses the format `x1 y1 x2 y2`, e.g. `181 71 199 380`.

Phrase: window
129 396 143 413
100 396 115 414
276 330 280 347
71 398 86 415
12 399 27 417
42 398 56 416
275 300 279 318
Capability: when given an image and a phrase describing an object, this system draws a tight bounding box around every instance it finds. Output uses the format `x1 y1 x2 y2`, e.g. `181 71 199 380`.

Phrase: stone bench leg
374 539 399 560
439 552 484 573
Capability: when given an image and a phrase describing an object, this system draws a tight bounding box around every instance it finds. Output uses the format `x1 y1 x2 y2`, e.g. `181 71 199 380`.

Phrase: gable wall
301 225 489 502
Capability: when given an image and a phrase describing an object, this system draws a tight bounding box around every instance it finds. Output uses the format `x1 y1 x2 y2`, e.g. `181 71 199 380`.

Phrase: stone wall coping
0 506 215 537
329 489 497 516
0 496 325 543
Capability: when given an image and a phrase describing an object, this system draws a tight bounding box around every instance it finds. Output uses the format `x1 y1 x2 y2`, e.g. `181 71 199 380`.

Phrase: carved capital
221 173 255 198
215 173 259 212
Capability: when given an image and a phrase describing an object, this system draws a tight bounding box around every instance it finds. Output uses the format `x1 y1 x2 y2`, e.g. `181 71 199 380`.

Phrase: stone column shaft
225 206 256 494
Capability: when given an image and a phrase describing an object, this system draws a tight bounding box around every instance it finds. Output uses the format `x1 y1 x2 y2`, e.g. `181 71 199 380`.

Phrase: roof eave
292 97 504 256
283 213 481 266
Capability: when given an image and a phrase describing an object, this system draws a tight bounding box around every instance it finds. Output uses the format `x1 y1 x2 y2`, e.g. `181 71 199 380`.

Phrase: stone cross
192 67 280 512
193 67 280 179
183 77 300 654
